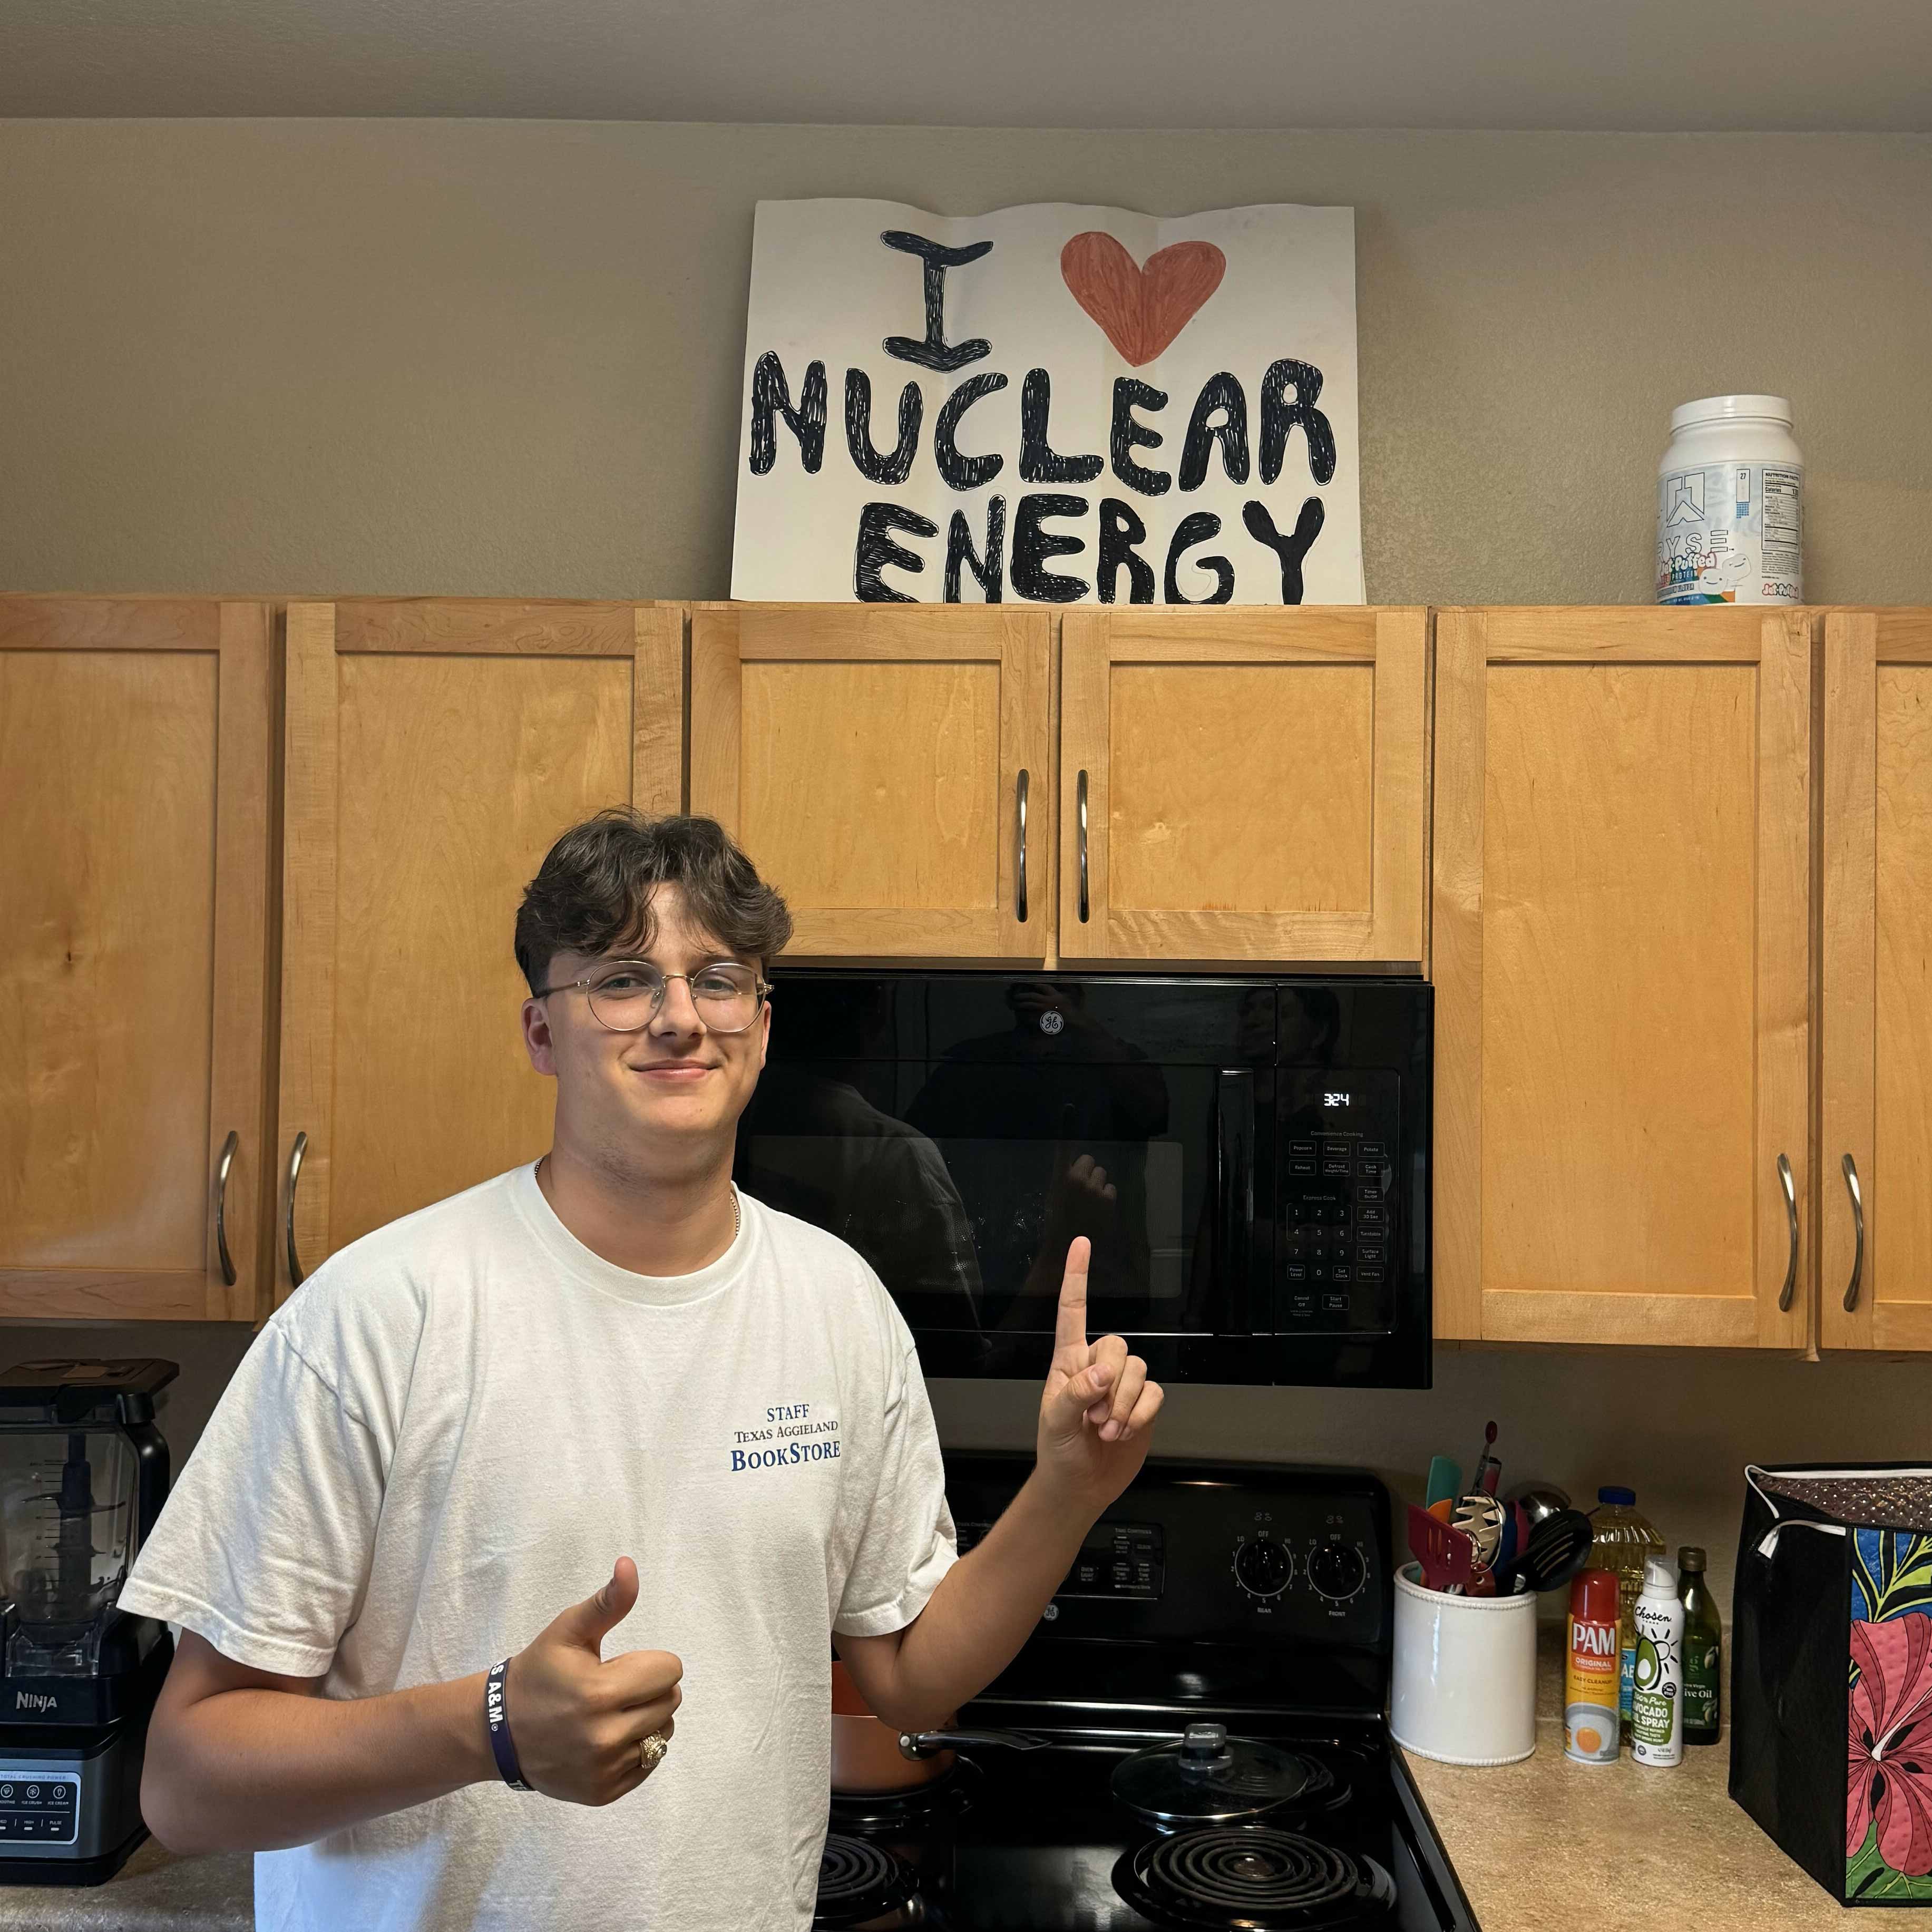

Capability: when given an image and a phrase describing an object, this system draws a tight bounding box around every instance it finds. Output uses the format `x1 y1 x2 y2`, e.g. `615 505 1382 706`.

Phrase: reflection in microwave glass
744 1130 1187 1325
938 1138 1186 1319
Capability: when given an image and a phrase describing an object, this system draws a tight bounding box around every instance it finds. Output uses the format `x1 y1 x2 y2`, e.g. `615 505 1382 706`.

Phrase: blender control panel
0 1770 79 1844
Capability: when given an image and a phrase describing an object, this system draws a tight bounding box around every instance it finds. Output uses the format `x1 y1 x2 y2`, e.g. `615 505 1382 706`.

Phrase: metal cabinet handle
213 1129 239 1287
1777 1153 1798 1312
286 1131 310 1289
1014 768 1029 922
1076 770 1090 923
1842 1153 1866 1313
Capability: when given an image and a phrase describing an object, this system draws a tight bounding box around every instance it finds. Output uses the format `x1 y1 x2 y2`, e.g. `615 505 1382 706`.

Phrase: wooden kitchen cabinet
690 603 1053 961
276 599 684 1296
1432 606 1812 1348
1058 608 1429 964
0 597 276 1319
1821 609 1932 1351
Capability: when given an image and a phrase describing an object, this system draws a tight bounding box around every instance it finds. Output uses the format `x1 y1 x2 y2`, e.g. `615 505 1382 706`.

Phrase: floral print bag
1732 1464 1932 1905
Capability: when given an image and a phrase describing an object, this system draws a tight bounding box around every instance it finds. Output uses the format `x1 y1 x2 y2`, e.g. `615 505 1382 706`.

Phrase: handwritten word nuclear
745 231 1335 605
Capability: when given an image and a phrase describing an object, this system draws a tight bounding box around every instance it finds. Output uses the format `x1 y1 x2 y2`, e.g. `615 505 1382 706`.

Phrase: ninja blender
0 1359 176 1883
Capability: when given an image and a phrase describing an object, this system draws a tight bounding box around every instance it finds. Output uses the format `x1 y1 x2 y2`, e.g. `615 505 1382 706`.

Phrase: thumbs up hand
503 1558 683 1805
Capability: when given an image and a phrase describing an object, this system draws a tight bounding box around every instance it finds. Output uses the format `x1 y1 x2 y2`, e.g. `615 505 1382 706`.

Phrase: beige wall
3 118 1930 602
6 117 1932 1618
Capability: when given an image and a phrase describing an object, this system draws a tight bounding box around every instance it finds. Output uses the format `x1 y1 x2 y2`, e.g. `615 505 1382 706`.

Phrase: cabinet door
277 599 684 1296
1058 609 1428 963
690 604 1052 961
1822 610 1932 1350
1433 607 1811 1347
0 598 274 1319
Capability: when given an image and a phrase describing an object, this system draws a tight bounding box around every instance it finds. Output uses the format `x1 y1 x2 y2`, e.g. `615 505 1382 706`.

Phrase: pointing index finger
1052 1236 1092 1367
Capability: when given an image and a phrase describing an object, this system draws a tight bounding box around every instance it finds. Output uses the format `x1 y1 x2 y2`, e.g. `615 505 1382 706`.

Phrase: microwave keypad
1281 1074 1401 1333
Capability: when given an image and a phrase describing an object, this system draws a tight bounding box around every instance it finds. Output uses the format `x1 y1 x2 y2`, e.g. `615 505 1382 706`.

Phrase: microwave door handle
1216 1069 1255 1331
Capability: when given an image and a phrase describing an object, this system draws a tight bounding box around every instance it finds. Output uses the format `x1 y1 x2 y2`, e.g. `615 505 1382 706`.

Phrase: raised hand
1035 1235 1164 1515
504 1558 682 1805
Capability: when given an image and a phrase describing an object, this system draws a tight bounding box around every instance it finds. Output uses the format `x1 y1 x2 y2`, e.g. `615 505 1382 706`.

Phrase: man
122 809 1163 1931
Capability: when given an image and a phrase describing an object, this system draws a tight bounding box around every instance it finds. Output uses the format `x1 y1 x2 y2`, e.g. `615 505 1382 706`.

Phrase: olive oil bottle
1679 1545 1722 1745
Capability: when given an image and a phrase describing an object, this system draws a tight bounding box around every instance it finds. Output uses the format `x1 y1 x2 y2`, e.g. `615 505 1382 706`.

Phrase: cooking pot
829 1661 1048 1793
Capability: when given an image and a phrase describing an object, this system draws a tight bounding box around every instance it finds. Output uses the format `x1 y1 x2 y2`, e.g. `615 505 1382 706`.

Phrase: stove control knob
1232 1537 1292 1599
1307 1542 1368 1603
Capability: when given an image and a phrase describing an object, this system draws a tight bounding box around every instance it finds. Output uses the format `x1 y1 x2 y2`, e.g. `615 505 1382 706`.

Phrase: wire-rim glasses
535 959 770 1035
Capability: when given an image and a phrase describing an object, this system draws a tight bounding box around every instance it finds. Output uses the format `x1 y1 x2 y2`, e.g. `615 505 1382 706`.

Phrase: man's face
520 884 770 1170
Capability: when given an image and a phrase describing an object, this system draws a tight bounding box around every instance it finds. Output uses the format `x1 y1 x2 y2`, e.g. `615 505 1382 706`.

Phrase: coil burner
814 1834 920 1928
1113 1825 1398 1929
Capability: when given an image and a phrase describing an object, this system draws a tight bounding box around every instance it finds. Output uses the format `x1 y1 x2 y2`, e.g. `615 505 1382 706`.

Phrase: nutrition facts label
1762 465 1802 576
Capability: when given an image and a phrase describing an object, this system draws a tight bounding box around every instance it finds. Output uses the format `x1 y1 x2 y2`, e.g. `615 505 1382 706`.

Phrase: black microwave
735 974 1433 1388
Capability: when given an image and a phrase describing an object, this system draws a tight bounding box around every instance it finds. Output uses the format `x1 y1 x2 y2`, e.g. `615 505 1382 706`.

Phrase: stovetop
816 1708 1468 1930
815 1456 1478 1932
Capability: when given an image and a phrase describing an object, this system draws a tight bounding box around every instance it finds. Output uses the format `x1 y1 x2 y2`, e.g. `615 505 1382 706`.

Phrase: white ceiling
6 0 1932 130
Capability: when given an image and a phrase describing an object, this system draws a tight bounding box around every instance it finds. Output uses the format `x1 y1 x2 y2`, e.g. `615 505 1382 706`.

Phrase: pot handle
898 1728 1050 1761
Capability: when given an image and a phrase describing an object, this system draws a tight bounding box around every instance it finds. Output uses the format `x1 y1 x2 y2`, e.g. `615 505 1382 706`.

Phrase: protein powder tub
1655 394 1803 604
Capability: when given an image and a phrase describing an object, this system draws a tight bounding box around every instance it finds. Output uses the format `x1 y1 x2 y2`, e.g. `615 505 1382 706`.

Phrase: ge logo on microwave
1040 1010 1065 1035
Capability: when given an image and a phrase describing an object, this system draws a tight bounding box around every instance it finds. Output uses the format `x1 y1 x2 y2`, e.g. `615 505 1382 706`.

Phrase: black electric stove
817 1455 1477 1932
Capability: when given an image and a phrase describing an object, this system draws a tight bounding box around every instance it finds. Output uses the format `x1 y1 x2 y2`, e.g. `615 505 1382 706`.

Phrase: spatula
1424 1456 1462 1509
1406 1502 1475 1593
1494 1507 1594 1595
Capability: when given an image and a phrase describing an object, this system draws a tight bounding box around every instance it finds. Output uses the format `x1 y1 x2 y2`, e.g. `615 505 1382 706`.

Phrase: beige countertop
0 1839 248 1929
0 1637 1896 1932
1403 1628 1900 1930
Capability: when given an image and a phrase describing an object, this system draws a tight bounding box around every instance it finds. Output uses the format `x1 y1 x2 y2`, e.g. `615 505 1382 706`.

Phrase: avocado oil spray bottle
1631 1557 1685 1768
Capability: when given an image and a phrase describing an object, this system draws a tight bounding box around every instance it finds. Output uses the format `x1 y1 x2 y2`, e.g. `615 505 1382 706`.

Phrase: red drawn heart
1059 232 1227 366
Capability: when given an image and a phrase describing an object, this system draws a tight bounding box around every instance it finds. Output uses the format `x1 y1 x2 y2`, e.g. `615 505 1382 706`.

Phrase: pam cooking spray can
1565 1569 1621 1764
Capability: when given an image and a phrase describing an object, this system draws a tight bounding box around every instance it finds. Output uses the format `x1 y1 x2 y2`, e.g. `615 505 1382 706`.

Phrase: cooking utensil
1502 1481 1571 1527
1406 1502 1475 1593
1495 1502 1521 1573
1427 1497 1453 1523
1470 1420 1500 1496
899 1728 1051 1761
1451 1492 1506 1567
833 1660 953 1791
1495 1507 1595 1595
1510 1499 1533 1567
1424 1456 1461 1509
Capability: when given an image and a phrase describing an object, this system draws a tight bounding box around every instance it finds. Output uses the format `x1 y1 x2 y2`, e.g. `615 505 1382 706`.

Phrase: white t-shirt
120 1166 958 1932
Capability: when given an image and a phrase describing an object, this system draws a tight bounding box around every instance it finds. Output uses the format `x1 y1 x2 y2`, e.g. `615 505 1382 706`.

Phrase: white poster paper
730 199 1362 607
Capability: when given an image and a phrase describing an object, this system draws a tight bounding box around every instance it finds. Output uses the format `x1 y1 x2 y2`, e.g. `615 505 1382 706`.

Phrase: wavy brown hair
514 809 793 994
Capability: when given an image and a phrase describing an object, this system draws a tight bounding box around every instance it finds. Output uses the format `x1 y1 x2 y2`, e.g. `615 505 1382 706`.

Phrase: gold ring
639 1729 670 1769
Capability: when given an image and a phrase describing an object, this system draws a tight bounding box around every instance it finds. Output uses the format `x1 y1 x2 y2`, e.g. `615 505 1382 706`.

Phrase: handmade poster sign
730 199 1363 606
